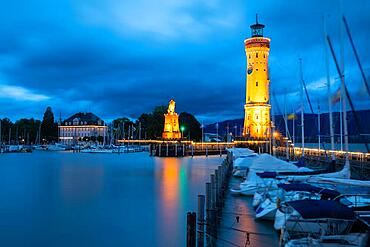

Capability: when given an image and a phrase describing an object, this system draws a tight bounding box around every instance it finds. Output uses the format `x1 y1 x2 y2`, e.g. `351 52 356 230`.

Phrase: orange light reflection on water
155 157 184 246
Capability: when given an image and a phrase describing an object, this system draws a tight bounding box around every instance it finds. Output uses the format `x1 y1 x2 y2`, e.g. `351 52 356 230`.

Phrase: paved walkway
216 177 279 247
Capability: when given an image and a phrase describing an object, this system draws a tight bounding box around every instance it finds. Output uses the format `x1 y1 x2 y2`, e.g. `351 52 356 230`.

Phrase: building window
248 96 250 101
263 54 265 58
256 69 258 71
256 53 258 58
256 81 258 87
249 54 251 59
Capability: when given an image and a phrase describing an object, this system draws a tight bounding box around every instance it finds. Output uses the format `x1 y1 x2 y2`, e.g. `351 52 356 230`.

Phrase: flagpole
292 114 295 145
216 122 219 143
284 90 289 160
201 120 204 149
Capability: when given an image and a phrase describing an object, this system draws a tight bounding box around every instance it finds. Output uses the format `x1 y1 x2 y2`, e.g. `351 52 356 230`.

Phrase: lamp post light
180 126 185 140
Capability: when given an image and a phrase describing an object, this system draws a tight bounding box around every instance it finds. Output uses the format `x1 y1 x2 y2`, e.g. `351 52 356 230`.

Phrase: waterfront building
243 16 272 139
162 99 181 139
58 112 107 144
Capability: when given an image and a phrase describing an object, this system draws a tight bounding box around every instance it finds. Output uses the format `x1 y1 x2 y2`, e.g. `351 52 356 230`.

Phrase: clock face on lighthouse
247 65 253 75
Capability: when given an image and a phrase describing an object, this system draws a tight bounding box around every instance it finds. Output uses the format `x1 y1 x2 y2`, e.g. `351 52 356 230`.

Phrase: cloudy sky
0 0 369 123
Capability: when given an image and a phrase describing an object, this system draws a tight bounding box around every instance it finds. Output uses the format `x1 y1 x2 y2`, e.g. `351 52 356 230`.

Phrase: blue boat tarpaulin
287 200 355 220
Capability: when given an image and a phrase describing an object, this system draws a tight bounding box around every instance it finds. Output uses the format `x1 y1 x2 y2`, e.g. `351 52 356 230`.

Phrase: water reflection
154 158 183 246
0 152 225 247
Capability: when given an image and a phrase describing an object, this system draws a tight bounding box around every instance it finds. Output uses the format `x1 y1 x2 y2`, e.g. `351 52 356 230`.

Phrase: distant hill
204 110 370 143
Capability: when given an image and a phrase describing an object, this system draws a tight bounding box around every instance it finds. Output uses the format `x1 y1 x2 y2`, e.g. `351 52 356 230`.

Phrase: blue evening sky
0 0 369 123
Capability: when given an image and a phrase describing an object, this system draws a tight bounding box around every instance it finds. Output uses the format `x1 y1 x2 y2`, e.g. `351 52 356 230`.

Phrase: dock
185 146 370 246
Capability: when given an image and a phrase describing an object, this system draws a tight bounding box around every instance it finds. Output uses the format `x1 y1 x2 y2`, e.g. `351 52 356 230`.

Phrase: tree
14 118 41 144
179 112 202 141
0 118 13 144
41 106 58 142
137 106 166 139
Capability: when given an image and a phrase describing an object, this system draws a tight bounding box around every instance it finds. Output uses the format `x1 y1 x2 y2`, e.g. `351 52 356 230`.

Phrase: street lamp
180 126 185 139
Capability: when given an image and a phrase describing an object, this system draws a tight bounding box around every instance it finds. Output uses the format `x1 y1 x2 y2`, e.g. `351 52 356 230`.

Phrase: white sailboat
230 154 311 196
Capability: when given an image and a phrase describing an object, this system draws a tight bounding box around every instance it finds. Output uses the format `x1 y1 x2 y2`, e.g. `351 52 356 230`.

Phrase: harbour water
0 151 254 247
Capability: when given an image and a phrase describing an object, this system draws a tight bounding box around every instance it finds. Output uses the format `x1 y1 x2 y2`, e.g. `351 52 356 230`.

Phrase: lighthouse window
249 55 251 59
256 53 258 58
256 81 258 87
256 69 258 71
248 96 250 101
263 54 265 58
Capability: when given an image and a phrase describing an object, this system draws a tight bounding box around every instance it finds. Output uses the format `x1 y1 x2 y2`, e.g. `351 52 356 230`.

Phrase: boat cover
249 154 299 172
256 172 277 178
278 183 340 199
256 170 327 178
287 200 355 220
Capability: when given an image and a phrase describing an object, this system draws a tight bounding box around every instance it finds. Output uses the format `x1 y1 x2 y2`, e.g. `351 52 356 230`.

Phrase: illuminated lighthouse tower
243 16 271 139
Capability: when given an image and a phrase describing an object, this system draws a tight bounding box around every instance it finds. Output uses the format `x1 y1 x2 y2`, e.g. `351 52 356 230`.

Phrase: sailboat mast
318 103 321 153
38 123 41 145
323 15 336 160
339 0 349 156
103 123 106 146
0 119 2 146
284 90 289 160
122 122 125 140
299 58 305 158
340 97 343 151
9 127 11 145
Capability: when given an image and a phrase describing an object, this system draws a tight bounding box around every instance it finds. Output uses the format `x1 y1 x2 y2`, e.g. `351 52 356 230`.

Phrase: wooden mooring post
197 195 205 247
189 150 234 246
186 212 196 247
205 182 213 246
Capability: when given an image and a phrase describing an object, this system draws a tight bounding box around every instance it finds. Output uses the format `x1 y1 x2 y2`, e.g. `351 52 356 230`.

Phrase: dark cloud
0 0 369 123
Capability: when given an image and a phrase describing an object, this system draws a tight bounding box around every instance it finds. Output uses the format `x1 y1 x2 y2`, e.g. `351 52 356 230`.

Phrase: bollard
217 167 222 208
218 165 223 186
218 166 223 200
210 174 216 211
175 143 177 157
205 182 211 239
191 145 194 157
166 143 169 156
206 182 212 246
197 195 205 247
206 146 208 157
186 212 196 247
159 144 161 157
214 170 219 209
183 144 185 156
